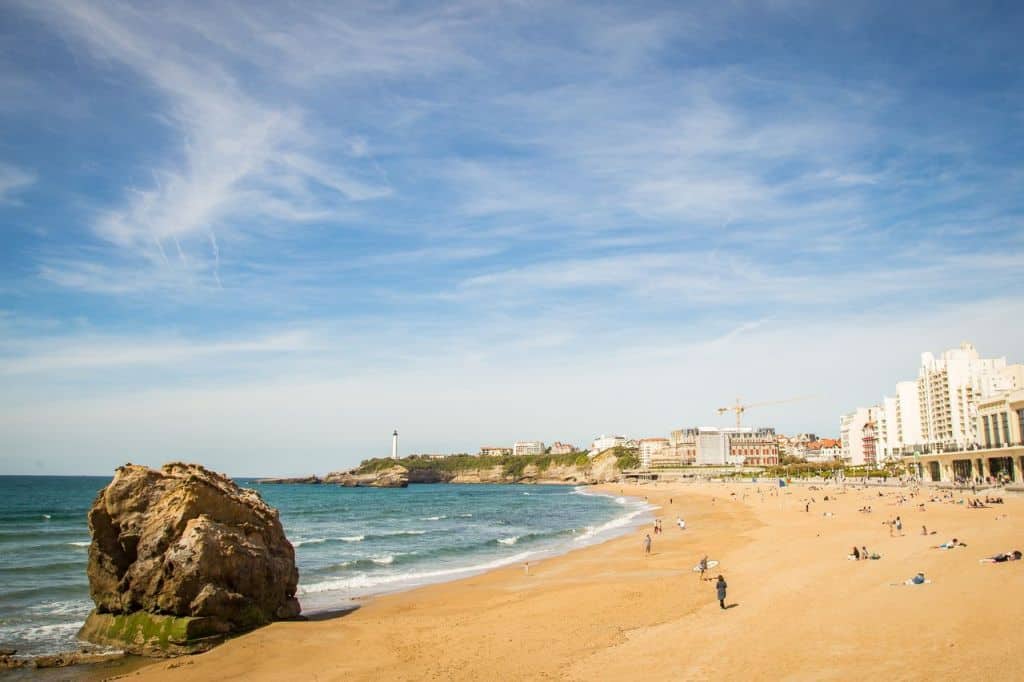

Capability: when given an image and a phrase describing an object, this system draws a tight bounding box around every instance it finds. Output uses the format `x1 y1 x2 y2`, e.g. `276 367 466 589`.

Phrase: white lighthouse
392 429 399 459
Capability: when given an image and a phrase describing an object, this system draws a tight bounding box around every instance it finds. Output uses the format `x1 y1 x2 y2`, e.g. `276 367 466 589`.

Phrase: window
1019 409 1024 446
984 415 992 448
1002 412 1011 446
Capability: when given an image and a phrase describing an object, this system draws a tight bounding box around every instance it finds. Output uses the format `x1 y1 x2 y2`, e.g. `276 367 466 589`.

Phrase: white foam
498 536 519 545
574 508 648 543
615 497 627 504
420 515 446 521
42 514 51 520
372 555 394 565
67 541 91 548
299 550 535 595
294 538 327 547
341 535 365 542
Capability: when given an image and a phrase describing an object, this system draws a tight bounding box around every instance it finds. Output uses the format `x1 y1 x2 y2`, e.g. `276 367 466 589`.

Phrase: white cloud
27 2 393 286
0 329 313 375
0 162 35 203
3 297 1022 476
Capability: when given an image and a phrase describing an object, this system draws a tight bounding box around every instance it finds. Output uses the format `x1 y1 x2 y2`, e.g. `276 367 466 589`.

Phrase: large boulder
80 462 300 656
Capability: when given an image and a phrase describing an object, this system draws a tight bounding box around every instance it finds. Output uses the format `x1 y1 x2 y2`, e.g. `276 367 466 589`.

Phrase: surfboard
692 559 719 572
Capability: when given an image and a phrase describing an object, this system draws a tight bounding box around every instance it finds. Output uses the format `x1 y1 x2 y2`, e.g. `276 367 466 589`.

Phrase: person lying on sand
900 572 929 585
980 550 1022 563
933 538 967 549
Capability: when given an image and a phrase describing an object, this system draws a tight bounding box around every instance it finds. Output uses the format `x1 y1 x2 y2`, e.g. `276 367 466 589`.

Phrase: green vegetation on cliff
357 450 620 478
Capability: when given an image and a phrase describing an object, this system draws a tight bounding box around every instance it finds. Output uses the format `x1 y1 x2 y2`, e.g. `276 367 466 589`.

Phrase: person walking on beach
895 516 903 536
698 555 709 580
715 575 728 609
643 534 652 556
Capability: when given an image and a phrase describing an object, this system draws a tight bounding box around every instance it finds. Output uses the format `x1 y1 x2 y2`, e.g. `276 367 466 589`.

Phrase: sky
1 1 1023 476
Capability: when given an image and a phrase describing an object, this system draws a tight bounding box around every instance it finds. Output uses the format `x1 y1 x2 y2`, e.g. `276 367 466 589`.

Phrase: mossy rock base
78 611 232 657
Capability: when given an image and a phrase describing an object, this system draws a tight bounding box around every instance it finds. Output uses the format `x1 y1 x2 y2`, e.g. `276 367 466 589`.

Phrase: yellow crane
716 396 814 429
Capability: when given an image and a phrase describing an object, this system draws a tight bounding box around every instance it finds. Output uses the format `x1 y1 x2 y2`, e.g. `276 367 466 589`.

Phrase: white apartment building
879 396 900 460
895 380 924 453
918 343 1017 449
589 434 627 456
479 446 512 457
637 438 670 468
840 406 880 466
512 441 545 456
549 441 576 455
840 344 1024 458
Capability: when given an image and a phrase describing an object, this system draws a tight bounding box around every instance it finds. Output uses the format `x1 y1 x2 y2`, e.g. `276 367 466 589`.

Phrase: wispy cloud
0 162 35 204
25 2 396 290
0 328 313 375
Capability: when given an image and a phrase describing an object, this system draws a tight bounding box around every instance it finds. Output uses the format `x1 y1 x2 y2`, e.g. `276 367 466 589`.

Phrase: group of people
886 516 904 536
850 545 878 561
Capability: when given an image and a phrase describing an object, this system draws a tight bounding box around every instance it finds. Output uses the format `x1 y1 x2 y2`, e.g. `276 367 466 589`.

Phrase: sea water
0 476 651 656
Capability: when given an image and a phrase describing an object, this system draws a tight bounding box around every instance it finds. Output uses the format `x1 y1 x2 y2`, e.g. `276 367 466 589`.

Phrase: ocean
0 476 651 657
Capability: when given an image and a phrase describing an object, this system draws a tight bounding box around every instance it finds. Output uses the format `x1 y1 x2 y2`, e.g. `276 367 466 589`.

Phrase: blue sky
1 1 1023 475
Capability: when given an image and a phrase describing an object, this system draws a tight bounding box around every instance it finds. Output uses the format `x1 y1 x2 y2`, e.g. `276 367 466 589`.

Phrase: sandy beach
121 480 1024 681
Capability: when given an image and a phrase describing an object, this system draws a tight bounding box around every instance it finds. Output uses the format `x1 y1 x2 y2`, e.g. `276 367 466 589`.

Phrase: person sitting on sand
906 572 927 585
677 517 686 530
981 550 1022 563
851 546 860 560
861 545 868 560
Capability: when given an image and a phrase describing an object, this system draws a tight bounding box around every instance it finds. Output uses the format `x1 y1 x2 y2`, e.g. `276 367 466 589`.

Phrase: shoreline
81 479 1024 679
296 483 655 612
11 483 654 679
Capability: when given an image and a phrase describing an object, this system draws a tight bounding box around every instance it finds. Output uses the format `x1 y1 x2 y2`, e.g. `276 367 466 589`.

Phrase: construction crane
716 396 814 429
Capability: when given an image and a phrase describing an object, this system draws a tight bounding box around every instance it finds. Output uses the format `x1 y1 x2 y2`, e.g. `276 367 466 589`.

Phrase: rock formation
323 465 409 487
79 462 300 656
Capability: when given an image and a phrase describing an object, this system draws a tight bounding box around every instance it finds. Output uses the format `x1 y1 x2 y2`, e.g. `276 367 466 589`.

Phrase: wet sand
122 481 1024 681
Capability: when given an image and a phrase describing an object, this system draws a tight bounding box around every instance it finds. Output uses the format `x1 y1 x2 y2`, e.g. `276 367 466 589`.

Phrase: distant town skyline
1 2 1023 476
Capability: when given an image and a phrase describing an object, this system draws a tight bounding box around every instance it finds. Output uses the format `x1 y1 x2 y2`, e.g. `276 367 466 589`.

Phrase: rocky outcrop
323 465 409 488
80 462 300 656
257 475 322 484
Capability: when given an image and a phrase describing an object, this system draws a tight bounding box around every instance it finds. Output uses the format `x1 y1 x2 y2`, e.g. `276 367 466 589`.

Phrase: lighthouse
392 429 399 459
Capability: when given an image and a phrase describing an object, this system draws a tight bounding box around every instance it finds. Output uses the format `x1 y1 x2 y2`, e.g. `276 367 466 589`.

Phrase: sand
122 481 1024 681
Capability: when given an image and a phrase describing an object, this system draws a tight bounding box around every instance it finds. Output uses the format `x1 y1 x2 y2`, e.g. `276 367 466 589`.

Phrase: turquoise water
0 476 649 656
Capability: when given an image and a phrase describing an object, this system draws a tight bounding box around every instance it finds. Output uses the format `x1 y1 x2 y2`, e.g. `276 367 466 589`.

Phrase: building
862 418 879 468
918 342 1015 449
549 441 576 455
668 427 778 466
840 343 1024 459
906 444 1024 483
638 438 670 468
977 388 1024 449
879 396 899 460
840 406 879 466
512 441 545 456
895 380 924 455
479 446 512 457
589 434 627 456
668 429 699 465
392 430 399 459
804 438 842 463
